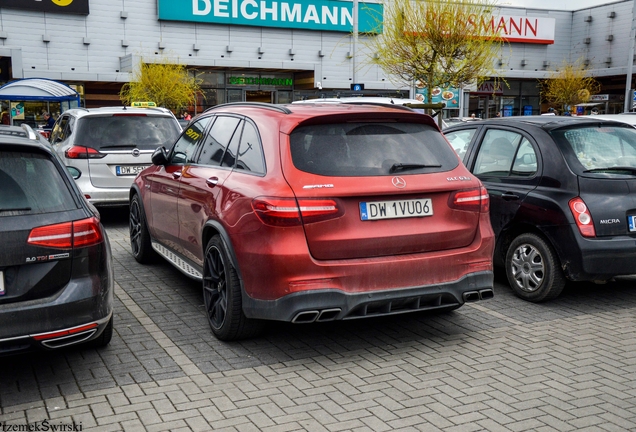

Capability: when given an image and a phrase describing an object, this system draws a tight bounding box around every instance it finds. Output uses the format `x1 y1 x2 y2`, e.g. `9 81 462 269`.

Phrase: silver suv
50 106 181 206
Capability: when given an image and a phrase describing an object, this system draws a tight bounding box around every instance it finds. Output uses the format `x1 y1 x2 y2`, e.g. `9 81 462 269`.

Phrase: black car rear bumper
0 241 114 354
544 225 636 281
242 271 494 322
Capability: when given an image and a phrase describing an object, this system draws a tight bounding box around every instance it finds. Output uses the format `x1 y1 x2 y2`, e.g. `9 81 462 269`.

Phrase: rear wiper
0 207 31 211
390 163 441 173
584 167 636 175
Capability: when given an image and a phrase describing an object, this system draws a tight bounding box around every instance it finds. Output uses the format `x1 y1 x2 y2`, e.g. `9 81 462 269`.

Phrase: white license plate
116 165 148 176
360 198 433 221
629 215 636 232
0 270 5 296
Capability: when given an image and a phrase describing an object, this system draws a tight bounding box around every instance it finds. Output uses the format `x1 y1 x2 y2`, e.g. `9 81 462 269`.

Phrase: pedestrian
43 111 55 129
182 111 191 121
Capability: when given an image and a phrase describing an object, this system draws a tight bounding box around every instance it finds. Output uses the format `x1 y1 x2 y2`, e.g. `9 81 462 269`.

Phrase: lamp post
624 0 636 112
352 0 358 85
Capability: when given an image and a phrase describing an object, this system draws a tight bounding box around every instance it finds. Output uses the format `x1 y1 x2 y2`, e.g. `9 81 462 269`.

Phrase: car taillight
448 186 489 213
252 197 342 226
569 197 595 238
27 217 104 248
65 146 105 159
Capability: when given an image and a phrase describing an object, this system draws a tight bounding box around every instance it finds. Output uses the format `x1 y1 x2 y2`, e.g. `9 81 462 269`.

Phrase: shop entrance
246 90 274 103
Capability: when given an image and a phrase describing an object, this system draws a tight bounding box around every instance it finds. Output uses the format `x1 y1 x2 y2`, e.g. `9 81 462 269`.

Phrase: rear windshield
75 115 180 151
290 122 458 176
550 125 636 174
0 151 78 216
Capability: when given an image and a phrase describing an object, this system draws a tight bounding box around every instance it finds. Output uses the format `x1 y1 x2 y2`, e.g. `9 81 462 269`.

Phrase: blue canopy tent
0 78 81 126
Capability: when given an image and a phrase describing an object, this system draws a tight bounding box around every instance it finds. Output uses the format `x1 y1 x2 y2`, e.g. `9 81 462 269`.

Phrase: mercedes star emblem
392 176 406 188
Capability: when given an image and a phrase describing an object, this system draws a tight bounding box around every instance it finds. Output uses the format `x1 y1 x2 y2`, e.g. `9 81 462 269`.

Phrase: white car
49 106 181 206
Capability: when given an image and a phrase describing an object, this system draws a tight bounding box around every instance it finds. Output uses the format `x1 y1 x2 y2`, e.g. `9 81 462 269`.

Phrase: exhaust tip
479 289 494 300
317 308 341 322
292 311 319 324
463 291 480 302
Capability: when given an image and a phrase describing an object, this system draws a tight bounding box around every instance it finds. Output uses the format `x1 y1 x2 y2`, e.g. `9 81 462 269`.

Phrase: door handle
172 171 182 179
206 177 219 187
501 192 520 201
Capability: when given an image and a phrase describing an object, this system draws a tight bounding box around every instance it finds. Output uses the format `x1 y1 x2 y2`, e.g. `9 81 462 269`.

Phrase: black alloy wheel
129 194 156 263
203 241 228 332
203 236 263 341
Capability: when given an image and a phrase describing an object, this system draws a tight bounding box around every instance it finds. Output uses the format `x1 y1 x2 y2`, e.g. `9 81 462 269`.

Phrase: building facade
0 0 633 124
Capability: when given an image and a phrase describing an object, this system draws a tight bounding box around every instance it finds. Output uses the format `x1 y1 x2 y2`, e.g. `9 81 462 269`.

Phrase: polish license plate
0 270 5 296
629 215 636 232
360 198 433 221
116 165 149 176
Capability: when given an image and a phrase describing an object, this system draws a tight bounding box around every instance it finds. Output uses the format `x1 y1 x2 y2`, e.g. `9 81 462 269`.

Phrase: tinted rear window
75 115 180 150
290 122 458 176
550 125 636 173
0 151 78 215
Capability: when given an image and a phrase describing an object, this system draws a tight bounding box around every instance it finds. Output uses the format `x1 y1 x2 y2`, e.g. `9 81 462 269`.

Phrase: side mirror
152 146 169 165
66 166 81 180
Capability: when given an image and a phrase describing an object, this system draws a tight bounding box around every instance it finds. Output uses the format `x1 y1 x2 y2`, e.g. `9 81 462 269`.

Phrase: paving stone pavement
1 207 636 431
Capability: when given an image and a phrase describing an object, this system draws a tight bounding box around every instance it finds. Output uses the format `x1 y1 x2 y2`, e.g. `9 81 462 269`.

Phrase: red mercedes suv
129 102 495 341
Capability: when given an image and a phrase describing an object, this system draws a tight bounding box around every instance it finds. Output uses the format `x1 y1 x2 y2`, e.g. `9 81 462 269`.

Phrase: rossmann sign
475 14 555 44
158 0 383 33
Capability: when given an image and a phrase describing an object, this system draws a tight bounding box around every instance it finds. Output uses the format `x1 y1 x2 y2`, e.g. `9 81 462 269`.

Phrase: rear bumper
544 225 636 280
243 271 494 322
0 239 114 354
76 180 131 206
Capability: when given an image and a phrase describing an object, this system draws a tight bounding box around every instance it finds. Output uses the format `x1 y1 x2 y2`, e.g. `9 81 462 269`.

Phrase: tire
505 233 565 302
83 317 113 348
129 194 156 264
202 236 263 341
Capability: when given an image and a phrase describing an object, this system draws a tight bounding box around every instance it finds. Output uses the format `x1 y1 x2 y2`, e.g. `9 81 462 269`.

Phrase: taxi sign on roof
131 101 157 108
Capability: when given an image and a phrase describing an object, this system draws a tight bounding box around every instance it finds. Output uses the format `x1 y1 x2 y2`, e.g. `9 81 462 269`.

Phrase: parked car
50 106 181 206
0 127 114 354
130 102 495 341
0 123 50 147
444 115 636 302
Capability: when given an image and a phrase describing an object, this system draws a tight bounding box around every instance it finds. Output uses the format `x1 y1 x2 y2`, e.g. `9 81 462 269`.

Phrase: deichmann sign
158 0 383 33
228 76 293 86
0 0 89 14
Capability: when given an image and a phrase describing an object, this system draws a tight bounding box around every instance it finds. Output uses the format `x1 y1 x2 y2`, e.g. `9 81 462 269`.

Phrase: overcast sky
501 0 619 10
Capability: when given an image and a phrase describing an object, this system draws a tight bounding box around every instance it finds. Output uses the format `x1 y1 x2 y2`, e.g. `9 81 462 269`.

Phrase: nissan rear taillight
569 197 595 238
448 187 490 213
252 197 342 227
65 146 106 159
27 217 104 248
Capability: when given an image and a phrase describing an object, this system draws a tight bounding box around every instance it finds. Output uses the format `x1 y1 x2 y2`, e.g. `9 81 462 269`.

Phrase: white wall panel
0 0 633 91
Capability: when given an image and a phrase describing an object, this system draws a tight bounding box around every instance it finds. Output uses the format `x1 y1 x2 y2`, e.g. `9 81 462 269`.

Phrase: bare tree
120 57 201 113
366 0 505 103
541 60 601 114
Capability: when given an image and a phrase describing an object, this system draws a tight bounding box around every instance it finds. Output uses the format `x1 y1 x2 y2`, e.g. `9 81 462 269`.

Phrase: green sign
228 77 293 86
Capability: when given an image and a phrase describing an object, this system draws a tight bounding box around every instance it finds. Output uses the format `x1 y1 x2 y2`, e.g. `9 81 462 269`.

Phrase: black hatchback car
0 129 113 354
445 116 636 301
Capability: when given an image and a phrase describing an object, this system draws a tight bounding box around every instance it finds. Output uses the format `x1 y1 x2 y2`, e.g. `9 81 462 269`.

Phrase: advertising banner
158 0 383 33
415 87 459 109
0 0 89 15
